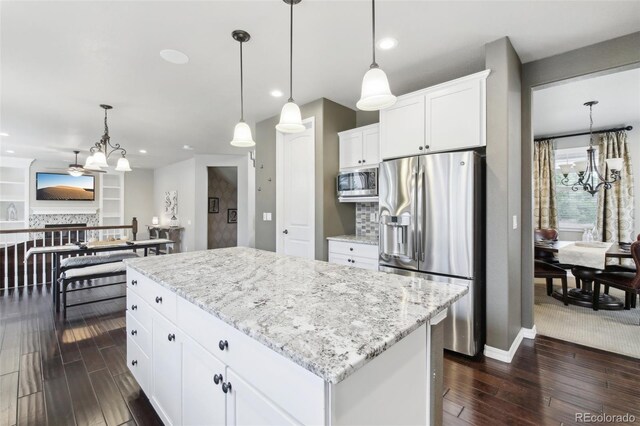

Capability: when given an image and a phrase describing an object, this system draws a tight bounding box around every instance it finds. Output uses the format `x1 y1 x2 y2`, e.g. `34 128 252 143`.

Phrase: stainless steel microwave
336 168 378 200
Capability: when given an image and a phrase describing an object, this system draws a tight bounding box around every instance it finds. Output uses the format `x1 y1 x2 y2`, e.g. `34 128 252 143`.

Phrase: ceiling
1 1 639 168
533 67 640 137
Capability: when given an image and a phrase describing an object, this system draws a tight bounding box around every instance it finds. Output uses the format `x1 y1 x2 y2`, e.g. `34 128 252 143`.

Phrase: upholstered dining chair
592 240 640 311
535 260 569 305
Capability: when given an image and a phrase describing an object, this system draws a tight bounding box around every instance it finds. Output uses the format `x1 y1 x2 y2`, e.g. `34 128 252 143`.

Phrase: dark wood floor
1 285 639 426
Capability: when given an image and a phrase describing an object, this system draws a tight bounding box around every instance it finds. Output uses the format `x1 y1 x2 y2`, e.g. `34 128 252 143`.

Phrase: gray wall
356 111 379 127
485 37 523 351
521 32 640 330
254 98 356 259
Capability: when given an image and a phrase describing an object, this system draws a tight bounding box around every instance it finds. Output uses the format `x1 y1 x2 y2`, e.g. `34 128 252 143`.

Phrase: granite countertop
326 234 379 246
125 247 467 384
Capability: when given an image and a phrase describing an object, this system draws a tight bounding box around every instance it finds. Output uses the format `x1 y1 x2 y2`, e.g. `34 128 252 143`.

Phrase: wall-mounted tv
35 173 95 201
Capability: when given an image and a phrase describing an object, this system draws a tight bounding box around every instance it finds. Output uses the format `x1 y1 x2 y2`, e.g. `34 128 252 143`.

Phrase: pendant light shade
276 102 305 133
92 151 109 168
115 156 132 172
230 30 255 147
84 155 101 171
357 67 396 111
357 0 396 111
231 121 256 147
276 0 305 134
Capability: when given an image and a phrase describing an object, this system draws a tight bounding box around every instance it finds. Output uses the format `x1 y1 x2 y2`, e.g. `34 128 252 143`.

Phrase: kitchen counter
125 247 466 384
326 234 379 246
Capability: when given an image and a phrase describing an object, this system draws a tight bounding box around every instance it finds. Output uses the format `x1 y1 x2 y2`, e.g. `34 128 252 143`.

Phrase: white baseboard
483 327 526 363
522 325 537 339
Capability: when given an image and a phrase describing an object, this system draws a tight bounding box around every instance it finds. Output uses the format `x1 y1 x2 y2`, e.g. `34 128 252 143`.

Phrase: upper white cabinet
339 123 380 169
380 70 490 160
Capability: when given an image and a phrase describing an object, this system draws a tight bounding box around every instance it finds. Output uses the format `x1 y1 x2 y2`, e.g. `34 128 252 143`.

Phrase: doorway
276 118 315 259
207 166 238 249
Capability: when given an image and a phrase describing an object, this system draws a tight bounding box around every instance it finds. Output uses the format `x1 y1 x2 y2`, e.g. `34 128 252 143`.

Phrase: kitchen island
124 247 467 426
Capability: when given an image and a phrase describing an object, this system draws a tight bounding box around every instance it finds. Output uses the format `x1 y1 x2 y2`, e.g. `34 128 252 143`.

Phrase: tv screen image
36 173 95 201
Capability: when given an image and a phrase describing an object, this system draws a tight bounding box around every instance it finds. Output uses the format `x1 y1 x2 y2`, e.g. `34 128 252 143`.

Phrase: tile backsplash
356 202 379 238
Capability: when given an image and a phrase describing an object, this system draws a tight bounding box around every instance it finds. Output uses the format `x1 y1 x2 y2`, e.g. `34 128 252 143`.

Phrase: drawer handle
351 259 356 264
155 296 163 304
131 305 138 311
222 382 232 394
131 330 137 336
418 146 424 151
131 360 137 366
425 145 430 149
213 374 223 385
168 333 176 342
358 160 362 164
362 159 365 163
131 279 137 286
218 340 229 351
349 247 353 251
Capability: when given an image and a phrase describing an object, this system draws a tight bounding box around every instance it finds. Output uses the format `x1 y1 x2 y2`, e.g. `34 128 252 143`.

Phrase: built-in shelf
102 198 121 201
0 220 25 224
102 185 121 189
0 181 24 185
101 214 120 218
0 199 24 203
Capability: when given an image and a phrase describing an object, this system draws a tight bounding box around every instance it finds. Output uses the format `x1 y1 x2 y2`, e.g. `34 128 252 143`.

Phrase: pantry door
276 118 315 260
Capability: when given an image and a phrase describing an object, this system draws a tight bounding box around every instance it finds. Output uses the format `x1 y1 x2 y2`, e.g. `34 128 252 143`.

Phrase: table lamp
152 216 159 225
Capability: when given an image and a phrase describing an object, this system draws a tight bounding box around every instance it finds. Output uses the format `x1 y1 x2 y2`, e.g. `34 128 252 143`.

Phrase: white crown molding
30 207 98 215
483 327 525 363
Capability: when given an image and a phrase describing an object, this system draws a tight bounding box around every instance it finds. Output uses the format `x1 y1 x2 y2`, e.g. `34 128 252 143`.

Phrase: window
554 147 598 230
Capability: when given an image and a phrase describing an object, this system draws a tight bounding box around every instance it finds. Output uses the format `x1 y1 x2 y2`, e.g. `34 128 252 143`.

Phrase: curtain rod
534 125 633 142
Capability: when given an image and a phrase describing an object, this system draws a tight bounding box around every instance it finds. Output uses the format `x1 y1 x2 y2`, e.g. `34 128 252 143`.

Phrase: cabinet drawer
329 253 379 271
126 289 152 332
328 240 378 259
127 336 151 393
127 268 150 296
128 268 177 322
126 312 151 357
176 297 325 425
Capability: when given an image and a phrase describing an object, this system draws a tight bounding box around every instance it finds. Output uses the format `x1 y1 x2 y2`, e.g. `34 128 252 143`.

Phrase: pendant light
230 30 256 147
276 0 305 134
86 105 132 171
357 0 396 111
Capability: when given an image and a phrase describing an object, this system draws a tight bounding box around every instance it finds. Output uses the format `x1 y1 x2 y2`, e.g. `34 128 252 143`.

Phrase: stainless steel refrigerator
378 151 484 356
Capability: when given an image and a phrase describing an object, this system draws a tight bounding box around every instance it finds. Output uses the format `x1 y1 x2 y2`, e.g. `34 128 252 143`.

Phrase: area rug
534 279 640 358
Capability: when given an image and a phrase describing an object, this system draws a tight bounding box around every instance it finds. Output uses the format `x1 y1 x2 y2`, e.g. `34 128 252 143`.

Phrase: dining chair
592 240 640 311
534 228 579 288
535 260 569 305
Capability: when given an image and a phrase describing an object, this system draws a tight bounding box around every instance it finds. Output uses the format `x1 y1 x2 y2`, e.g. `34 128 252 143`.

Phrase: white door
151 313 182 426
339 131 363 169
380 95 425 160
225 369 299 426
425 79 483 152
361 126 380 167
277 120 315 259
182 336 226 426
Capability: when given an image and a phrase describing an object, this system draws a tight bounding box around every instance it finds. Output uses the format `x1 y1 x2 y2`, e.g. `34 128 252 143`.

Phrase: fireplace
44 223 87 244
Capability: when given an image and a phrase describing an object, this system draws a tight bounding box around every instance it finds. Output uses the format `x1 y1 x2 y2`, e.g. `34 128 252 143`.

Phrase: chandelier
84 104 131 172
558 101 622 196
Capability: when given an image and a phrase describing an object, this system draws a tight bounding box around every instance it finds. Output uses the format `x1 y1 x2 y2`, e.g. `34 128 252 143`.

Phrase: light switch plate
512 215 518 230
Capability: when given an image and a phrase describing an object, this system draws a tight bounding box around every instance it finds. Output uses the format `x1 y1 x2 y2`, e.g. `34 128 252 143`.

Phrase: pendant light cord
288 0 294 102
588 103 593 148
370 0 378 68
240 40 244 121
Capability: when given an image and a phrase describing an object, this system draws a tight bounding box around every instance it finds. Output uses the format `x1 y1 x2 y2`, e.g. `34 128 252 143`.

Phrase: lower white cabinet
225 369 298 426
328 240 379 271
182 336 226 426
151 312 183 426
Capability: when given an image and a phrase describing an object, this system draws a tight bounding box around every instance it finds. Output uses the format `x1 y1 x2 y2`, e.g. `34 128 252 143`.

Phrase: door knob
219 340 229 351
358 160 362 164
131 360 137 366
155 296 162 304
131 280 137 285
213 374 223 385
130 330 137 336
131 305 137 310
425 145 430 149
168 333 176 342
222 382 232 394
283 229 289 235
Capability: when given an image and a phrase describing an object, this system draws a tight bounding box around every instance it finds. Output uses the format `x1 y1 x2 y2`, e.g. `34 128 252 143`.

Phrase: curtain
596 131 634 244
533 139 558 230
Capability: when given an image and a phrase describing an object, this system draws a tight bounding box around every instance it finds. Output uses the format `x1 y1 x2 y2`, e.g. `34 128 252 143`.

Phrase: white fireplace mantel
30 206 99 215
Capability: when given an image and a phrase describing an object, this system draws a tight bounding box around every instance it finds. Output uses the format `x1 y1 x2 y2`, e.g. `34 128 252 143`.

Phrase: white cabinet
182 336 226 426
151 312 182 426
380 70 490 160
328 240 379 271
338 124 379 170
380 96 425 160
99 172 125 233
225 369 298 426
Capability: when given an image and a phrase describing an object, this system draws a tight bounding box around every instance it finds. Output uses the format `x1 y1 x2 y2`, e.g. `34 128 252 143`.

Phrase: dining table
535 240 632 310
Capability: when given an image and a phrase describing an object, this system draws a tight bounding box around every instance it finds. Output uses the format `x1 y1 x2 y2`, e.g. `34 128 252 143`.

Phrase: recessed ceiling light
6 150 15 154
139 149 147 154
0 132 9 137
377 37 398 50
183 144 193 150
160 49 189 65
270 90 283 98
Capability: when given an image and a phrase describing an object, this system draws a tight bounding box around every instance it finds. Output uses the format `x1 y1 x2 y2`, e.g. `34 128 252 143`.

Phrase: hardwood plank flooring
1 284 640 425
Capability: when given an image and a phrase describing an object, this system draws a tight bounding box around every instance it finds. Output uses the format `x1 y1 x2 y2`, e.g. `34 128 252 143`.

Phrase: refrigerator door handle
416 167 424 263
413 170 419 262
